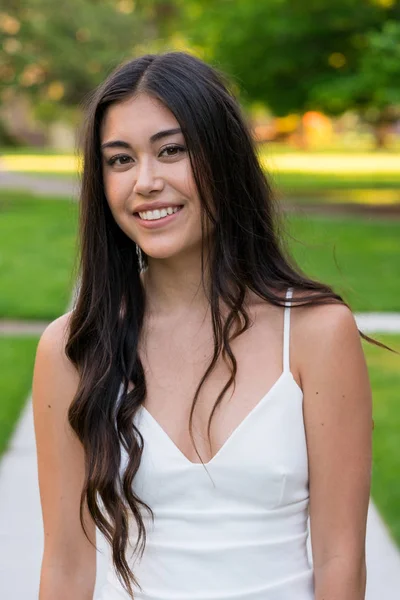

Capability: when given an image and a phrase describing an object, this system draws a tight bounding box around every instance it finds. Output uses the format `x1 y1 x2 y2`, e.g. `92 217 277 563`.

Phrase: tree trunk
373 123 389 149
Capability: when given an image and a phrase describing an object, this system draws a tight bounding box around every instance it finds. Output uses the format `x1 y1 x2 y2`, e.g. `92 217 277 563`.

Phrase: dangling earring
136 244 145 271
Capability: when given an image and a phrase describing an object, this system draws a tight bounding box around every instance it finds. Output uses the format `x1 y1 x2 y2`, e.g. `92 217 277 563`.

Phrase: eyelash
106 145 186 166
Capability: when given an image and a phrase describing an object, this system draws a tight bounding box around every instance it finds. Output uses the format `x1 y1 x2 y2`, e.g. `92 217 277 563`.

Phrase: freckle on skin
48 405 51 408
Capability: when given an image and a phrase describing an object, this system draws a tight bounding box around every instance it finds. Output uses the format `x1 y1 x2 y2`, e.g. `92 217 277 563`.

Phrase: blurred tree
309 17 400 146
182 0 400 146
2 0 400 147
0 0 151 124
348 20 400 147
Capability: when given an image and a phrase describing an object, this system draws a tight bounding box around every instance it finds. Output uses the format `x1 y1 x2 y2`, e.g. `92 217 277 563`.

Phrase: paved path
0 320 52 335
2 313 400 336
0 170 79 198
355 313 400 333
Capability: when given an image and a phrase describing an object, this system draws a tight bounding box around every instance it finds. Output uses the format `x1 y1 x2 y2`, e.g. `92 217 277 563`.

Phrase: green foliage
360 20 400 109
0 0 151 109
182 0 400 116
312 19 400 119
0 117 20 146
2 0 400 125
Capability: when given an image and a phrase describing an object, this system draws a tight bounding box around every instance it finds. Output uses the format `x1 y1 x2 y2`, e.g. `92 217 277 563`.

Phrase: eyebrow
101 128 182 151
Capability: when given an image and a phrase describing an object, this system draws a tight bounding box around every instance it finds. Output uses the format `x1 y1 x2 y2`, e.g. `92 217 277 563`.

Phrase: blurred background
0 0 399 597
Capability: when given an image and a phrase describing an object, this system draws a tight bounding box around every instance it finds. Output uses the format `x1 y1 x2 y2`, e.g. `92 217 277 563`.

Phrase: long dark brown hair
66 51 381 597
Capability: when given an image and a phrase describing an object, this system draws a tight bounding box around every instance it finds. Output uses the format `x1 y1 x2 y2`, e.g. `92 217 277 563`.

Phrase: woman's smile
133 204 184 228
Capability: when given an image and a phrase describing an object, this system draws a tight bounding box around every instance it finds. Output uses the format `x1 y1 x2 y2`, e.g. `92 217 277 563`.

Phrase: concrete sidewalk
0 400 107 599
0 170 79 198
356 313 400 334
2 313 400 337
1 396 400 599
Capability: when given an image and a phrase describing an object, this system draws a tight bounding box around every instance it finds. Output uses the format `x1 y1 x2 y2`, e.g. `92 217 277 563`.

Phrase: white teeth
138 206 181 220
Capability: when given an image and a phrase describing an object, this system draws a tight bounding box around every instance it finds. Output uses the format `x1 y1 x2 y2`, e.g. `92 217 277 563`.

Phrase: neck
140 251 212 321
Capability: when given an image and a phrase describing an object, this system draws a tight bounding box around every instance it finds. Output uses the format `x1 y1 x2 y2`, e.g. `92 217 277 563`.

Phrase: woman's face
101 93 205 260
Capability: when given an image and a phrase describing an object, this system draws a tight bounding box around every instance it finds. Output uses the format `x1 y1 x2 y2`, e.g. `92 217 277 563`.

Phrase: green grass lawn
0 189 399 319
0 336 39 456
276 172 400 192
365 334 400 547
287 213 400 312
0 190 78 320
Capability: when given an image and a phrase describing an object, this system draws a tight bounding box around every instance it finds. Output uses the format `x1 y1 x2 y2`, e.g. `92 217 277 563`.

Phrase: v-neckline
138 370 302 468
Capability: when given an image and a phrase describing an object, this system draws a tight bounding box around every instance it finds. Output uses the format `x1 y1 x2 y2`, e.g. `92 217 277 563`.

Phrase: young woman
33 51 373 600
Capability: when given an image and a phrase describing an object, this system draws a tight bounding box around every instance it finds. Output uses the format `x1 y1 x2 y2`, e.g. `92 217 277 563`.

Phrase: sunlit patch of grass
1 154 82 174
261 152 400 174
282 189 400 205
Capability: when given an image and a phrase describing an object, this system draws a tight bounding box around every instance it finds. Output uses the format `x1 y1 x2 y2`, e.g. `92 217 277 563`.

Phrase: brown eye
159 145 186 157
107 154 132 166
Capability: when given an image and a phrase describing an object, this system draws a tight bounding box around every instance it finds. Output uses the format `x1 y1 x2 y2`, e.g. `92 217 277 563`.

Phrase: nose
133 157 164 196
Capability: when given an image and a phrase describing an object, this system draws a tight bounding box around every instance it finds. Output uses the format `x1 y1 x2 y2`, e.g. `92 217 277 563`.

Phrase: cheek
174 160 197 198
103 181 132 238
103 172 132 212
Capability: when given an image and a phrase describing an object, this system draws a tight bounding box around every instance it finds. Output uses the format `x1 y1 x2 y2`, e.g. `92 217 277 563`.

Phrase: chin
141 236 204 261
139 243 185 260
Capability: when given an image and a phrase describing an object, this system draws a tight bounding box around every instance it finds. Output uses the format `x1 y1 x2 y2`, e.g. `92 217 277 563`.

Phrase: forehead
100 93 180 141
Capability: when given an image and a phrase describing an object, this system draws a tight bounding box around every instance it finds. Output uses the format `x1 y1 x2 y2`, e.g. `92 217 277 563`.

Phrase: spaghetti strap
283 287 293 372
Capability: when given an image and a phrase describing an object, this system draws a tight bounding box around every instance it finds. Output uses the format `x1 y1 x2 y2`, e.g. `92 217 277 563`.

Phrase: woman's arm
32 313 97 600
295 302 372 600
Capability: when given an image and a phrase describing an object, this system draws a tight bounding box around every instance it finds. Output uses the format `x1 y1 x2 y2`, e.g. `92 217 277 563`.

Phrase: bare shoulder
33 310 79 415
291 290 359 353
37 311 74 356
290 288 362 386
35 311 76 371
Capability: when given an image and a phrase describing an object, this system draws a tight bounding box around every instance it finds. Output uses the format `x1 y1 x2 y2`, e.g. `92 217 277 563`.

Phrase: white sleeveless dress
97 288 315 599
